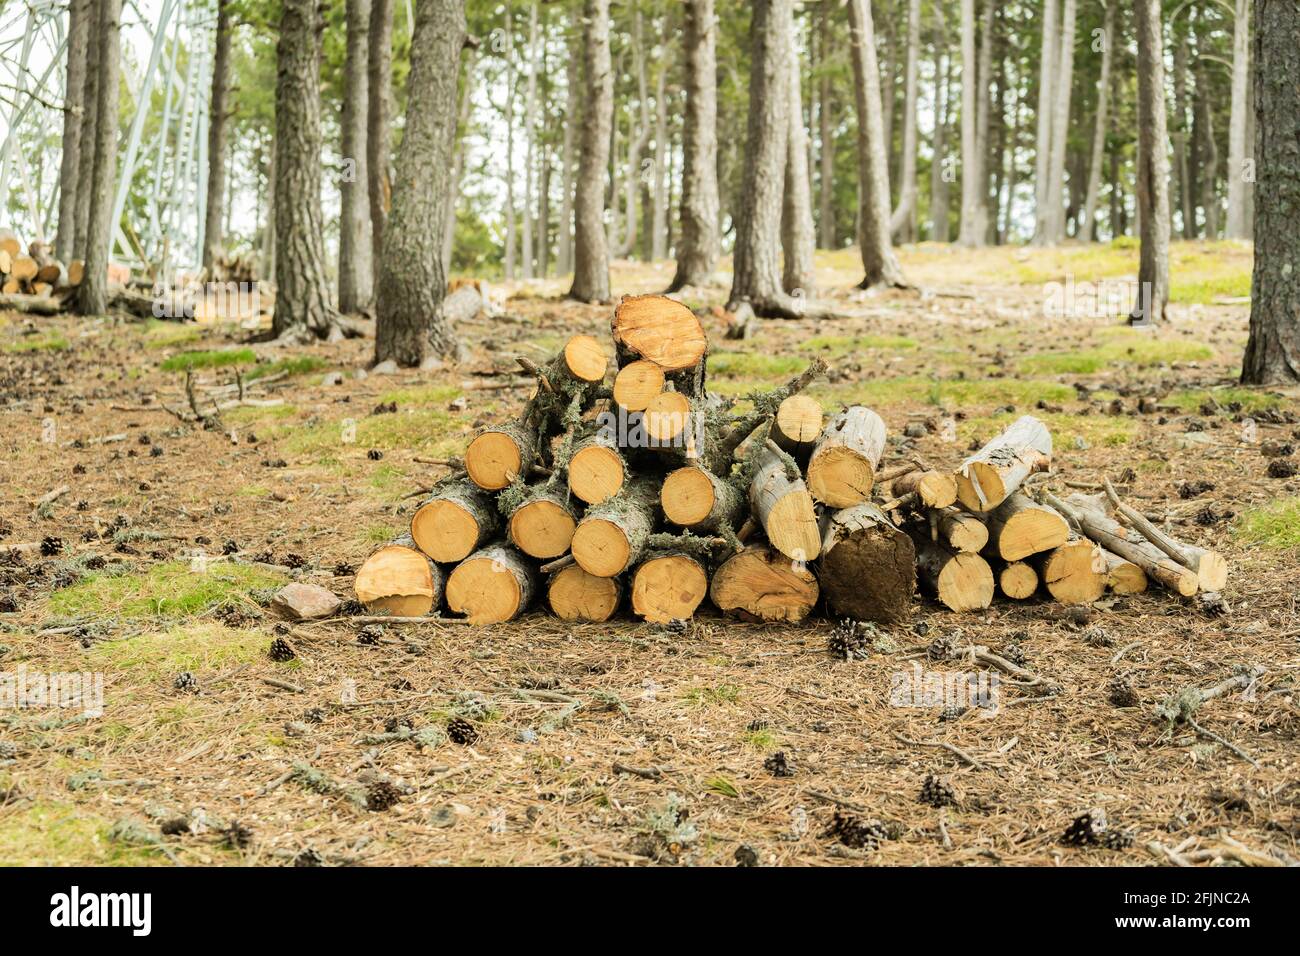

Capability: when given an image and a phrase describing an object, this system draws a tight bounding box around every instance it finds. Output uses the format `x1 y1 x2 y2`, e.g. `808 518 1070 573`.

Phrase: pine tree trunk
1172 22 1194 238
72 3 101 263
374 0 466 365
503 4 517 280
1081 2 1112 240
202 0 233 272
889 0 920 240
668 0 720 290
442 48 476 277
77 0 121 317
976 0 998 244
367 0 393 269
930 39 950 242
846 0 907 287
271 0 341 340
817 3 835 249
557 22 579 276
1225 0 1252 238
1044 0 1075 243
522 0 540 280
1031 0 1058 244
651 66 670 263
56 0 91 262
339 0 373 313
1240 0 1300 384
1132 0 1171 324
957 0 982 246
568 0 613 303
1196 58 1220 238
781 39 815 296
260 139 276 278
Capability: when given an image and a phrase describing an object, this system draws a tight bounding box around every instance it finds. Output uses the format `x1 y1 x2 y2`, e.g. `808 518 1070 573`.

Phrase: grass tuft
48 561 284 621
1236 498 1300 551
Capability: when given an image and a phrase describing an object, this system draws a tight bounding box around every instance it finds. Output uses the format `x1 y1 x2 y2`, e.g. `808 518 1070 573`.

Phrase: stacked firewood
353 294 1227 625
0 229 81 301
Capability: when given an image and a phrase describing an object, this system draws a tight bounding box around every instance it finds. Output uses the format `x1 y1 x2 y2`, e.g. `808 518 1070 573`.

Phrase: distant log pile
351 295 1227 625
0 230 81 307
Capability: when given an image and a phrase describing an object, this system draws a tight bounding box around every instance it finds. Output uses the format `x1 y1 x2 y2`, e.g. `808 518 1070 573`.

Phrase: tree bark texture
339 0 374 313
202 0 233 271
568 0 613 303
77 0 121 316
1131 0 1171 324
56 0 91 262
367 0 394 269
669 0 720 290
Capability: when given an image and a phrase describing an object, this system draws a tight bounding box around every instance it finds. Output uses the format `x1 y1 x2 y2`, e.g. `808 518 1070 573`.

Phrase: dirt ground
1 242 1298 866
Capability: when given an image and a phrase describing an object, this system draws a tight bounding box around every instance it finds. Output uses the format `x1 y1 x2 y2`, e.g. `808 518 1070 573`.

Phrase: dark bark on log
819 503 916 624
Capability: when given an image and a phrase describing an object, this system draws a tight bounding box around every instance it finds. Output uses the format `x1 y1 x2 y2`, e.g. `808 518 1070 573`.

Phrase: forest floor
1 240 1298 867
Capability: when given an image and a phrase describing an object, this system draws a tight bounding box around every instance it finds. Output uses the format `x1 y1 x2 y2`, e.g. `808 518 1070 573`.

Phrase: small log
547 564 621 622
0 292 64 315
749 444 821 561
630 551 710 623
611 293 709 384
661 465 745 533
409 480 499 563
770 394 824 464
1101 549 1148 595
805 405 887 508
998 561 1039 600
710 543 819 623
567 431 626 504
936 507 989 553
1102 478 1227 591
985 491 1069 561
913 536 994 612
560 334 609 384
0 248 10 274
445 543 539 623
29 241 67 286
1034 536 1106 605
0 229 19 258
612 359 665 411
1051 492 1199 597
8 254 37 281
954 415 1052 512
507 485 579 560
571 477 659 577
891 469 958 510
641 389 695 449
66 259 85 287
354 534 446 617
465 420 539 491
818 503 916 623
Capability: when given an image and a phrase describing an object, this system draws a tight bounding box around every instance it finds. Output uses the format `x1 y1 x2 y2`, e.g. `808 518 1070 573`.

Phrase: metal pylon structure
0 0 213 282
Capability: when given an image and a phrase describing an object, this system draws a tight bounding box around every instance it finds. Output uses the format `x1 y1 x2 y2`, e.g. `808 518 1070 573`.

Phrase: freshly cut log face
410 482 498 563
508 490 578 559
771 395 824 463
612 359 665 411
1101 550 1148 594
67 259 84 286
661 466 744 531
465 422 536 490
611 293 708 372
986 492 1069 560
562 334 609 382
354 536 444 617
937 508 989 553
806 406 887 508
571 478 658 577
955 415 1052 512
631 552 709 623
915 538 994 612
892 469 958 509
445 544 538 623
1036 538 1106 605
1057 493 1198 596
568 434 625 504
999 561 1039 600
710 544 819 623
9 255 37 281
819 504 916 623
0 230 19 258
642 391 693 445
750 446 821 561
548 565 621 622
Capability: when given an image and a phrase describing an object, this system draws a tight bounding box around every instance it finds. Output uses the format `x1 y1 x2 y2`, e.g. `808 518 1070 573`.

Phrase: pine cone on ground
1107 676 1140 708
160 817 190 836
268 637 296 662
1001 643 1026 667
173 671 198 693
663 618 689 635
828 619 870 661
825 810 888 850
1062 808 1109 846
927 633 959 661
446 717 478 746
366 780 402 812
1101 828 1135 850
294 847 324 867
0 741 18 760
763 752 794 777
357 624 383 645
918 773 958 808
734 844 760 867
302 706 326 724
938 705 968 723
40 536 64 557
222 821 253 849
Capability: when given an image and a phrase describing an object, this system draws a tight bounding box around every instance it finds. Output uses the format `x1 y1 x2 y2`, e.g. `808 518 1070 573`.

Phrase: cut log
630 551 710 623
465 421 539 491
445 543 539 623
998 561 1039 600
770 394 824 464
1101 478 1227 591
0 293 65 316
985 491 1069 560
567 432 626 504
890 469 958 510
954 415 1052 512
9 255 37 281
410 480 499 563
1034 537 1107 605
642 390 694 448
507 486 579 560
0 229 19 258
29 242 66 286
1051 492 1199 597
710 543 820 623
354 535 446 617
0 249 10 274
661 465 745 532
805 405 887 508
571 477 659 577
936 507 989 553
913 537 995 612
561 334 609 383
1 279 19 294
611 293 709 374
818 503 916 623
749 444 821 561
612 359 665 411
1101 549 1148 595
66 259 85 287
547 564 621 622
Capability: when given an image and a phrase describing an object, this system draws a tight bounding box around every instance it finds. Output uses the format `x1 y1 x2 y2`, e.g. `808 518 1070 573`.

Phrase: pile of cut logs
353 294 1227 625
0 229 81 303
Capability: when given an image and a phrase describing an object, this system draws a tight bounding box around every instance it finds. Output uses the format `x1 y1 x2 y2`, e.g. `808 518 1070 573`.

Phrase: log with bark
955 415 1052 511
935 507 989 553
998 560 1039 600
984 491 1069 561
611 293 709 395
612 359 665 411
445 543 539 623
710 542 820 623
769 394 824 464
818 503 916 623
661 464 745 534
409 479 499 563
567 431 626 504
1101 549 1148 595
548 563 621 622
805 405 888 508
354 534 447 616
749 443 821 562
507 484 579 560
630 550 711 623
912 534 994 611
570 476 659 577
1034 536 1107 605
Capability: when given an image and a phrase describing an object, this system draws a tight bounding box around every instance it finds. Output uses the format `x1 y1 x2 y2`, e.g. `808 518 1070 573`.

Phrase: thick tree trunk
1044 0 1076 243
557 23 578 276
72 9 100 262
889 0 920 240
957 0 984 247
1225 0 1252 238
367 0 393 269
442 48 476 277
1172 22 1194 238
817 4 835 248
1241 0 1300 384
271 0 341 340
974 0 997 244
56 0 91 262
503 4 517 280
521 2 541 279
668 0 720 291
781 41 815 296
930 37 950 242
202 0 233 272
374 0 466 365
651 66 670 262
1031 0 1059 244
1081 2 1112 241
77 0 121 316
1195 58 1220 238
1131 0 1171 325
612 11 651 260
568 0 612 303
339 0 373 313
846 0 907 287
